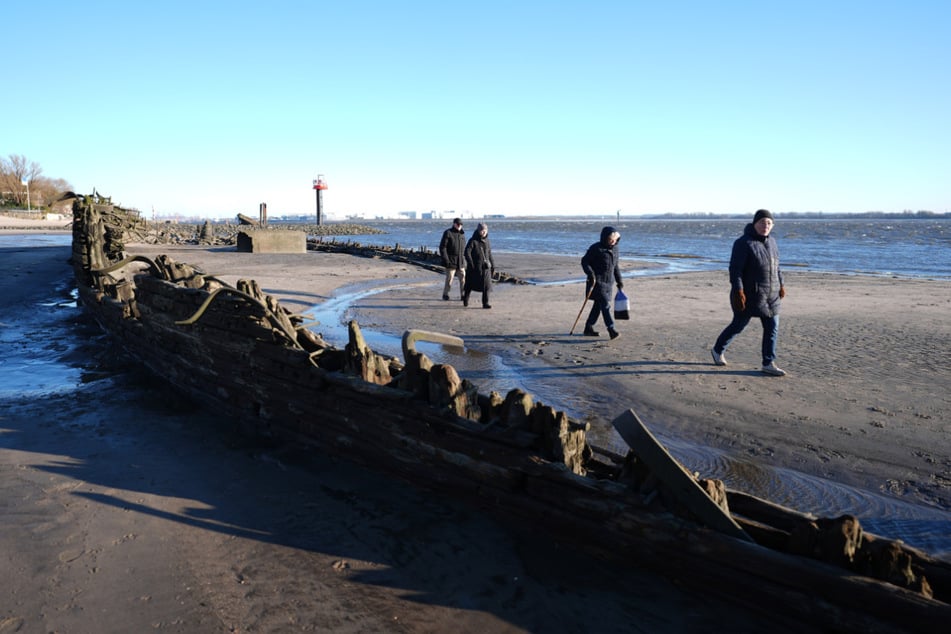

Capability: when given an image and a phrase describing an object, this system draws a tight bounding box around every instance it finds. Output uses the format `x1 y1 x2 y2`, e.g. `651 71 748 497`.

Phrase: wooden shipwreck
70 194 950 633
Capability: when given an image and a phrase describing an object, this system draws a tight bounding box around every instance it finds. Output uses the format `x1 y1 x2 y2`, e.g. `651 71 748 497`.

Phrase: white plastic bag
614 289 630 320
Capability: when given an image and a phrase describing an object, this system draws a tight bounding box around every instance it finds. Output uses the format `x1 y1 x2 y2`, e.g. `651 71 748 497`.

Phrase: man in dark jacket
581 226 624 339
439 218 466 301
711 209 787 376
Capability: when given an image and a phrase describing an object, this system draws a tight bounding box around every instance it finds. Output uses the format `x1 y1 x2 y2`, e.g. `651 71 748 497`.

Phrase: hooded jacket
581 226 623 288
581 226 623 310
730 223 783 317
464 224 495 293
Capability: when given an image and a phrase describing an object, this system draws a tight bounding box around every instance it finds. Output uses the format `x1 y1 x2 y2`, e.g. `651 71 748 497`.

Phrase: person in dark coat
463 222 495 308
581 226 623 339
439 217 466 300
711 209 787 376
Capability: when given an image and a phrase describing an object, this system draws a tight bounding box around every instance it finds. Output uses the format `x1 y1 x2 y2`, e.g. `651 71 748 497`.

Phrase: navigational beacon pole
313 174 328 225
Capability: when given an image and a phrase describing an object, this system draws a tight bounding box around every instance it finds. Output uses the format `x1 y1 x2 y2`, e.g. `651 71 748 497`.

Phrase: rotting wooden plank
612 409 752 542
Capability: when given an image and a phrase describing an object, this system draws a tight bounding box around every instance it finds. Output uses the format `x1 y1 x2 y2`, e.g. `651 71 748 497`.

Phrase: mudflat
2 236 949 632
130 243 951 510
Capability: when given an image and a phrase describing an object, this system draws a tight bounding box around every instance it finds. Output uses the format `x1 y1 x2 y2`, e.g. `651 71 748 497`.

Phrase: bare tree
29 176 74 208
0 154 44 206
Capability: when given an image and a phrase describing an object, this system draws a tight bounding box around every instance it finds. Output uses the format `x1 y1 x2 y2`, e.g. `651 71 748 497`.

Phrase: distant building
396 211 417 219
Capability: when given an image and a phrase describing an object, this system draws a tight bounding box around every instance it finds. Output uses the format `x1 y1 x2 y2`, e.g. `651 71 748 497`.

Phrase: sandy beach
125 242 951 510
0 216 74 233
2 226 950 632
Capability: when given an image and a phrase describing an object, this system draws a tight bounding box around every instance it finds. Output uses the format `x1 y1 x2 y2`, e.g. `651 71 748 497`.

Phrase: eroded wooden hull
70 194 951 633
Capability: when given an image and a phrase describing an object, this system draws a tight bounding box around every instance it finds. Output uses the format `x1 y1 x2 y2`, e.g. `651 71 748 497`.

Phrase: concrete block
236 229 307 254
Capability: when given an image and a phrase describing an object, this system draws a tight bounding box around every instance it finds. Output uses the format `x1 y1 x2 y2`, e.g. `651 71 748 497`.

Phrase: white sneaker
711 348 727 366
761 362 786 377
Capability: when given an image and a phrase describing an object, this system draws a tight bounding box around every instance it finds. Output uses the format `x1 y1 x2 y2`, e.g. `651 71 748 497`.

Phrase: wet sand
124 243 951 511
2 232 950 632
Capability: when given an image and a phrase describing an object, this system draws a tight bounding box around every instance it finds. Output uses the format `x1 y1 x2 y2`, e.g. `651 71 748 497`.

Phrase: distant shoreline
0 215 72 234
5 209 948 230
169 212 951 224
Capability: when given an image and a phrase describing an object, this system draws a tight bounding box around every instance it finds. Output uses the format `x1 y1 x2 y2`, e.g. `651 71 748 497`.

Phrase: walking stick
570 282 596 335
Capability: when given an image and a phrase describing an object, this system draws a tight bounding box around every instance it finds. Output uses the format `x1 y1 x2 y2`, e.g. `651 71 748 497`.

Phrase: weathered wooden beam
612 408 752 542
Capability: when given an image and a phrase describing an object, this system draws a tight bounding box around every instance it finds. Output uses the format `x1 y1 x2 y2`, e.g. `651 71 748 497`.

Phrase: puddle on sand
303 280 527 385
0 285 86 399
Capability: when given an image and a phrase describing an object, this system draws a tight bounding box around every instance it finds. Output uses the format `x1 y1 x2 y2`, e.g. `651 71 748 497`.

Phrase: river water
327 216 951 279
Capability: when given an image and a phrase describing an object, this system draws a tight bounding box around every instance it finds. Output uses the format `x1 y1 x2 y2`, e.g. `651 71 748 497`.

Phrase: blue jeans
714 313 779 366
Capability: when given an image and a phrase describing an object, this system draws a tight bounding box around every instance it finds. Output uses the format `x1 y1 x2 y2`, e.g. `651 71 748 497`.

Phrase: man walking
439 218 466 301
711 209 787 376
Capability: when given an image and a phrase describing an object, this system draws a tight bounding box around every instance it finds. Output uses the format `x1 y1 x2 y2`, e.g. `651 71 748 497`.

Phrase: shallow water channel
305 277 951 558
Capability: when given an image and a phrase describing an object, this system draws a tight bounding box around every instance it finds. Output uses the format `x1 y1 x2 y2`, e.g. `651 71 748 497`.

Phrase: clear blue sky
5 1 949 218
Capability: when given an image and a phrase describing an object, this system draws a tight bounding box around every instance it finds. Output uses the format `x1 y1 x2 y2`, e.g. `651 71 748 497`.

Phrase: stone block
236 229 306 253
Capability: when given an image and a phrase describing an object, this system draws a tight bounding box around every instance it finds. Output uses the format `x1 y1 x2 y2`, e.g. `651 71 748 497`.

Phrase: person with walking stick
578 226 623 339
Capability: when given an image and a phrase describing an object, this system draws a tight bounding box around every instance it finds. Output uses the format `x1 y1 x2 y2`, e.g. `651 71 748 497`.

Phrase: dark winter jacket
439 226 466 270
464 233 494 293
581 226 623 303
729 223 784 317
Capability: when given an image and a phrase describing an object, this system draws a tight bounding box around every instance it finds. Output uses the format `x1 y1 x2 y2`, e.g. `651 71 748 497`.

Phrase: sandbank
2 240 794 633
2 232 949 632
127 243 951 511
0 215 73 233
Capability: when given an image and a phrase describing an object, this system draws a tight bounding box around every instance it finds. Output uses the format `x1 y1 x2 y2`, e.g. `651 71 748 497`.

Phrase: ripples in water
661 435 951 557
330 217 951 279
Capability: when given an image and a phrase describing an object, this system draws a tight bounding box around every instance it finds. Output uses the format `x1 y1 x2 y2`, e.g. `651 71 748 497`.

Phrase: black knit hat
753 209 774 223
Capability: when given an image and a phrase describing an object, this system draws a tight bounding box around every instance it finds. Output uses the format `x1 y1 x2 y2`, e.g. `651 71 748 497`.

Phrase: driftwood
613 409 751 542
